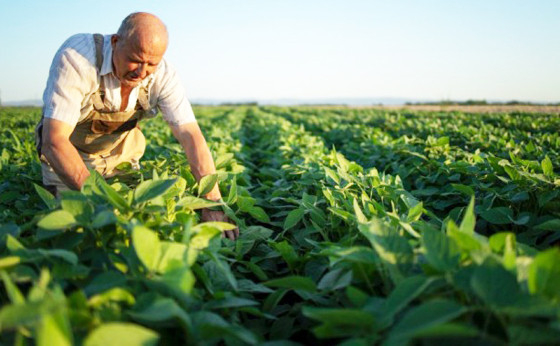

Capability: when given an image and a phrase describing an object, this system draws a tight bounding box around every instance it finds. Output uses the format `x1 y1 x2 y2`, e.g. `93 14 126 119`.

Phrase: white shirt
42 33 196 127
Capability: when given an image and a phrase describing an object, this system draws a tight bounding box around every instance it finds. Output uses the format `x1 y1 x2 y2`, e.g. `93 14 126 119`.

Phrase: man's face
111 34 166 88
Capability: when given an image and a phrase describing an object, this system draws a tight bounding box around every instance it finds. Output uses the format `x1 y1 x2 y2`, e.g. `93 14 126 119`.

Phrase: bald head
117 12 168 50
111 12 168 87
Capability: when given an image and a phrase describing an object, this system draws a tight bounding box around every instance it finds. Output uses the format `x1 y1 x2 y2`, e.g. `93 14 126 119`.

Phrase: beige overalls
36 34 151 195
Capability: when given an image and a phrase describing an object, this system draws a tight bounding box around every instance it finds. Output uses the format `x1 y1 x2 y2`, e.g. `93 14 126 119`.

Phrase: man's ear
111 35 119 48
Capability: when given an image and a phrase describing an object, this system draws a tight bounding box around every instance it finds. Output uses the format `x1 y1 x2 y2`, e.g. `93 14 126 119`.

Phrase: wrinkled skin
111 13 168 88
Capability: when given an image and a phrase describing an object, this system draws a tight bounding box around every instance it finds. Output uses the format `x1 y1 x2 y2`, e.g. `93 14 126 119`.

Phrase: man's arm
170 121 239 240
170 121 221 200
42 118 90 190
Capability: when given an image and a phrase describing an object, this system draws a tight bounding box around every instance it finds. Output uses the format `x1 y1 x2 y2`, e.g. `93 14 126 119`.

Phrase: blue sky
0 0 559 103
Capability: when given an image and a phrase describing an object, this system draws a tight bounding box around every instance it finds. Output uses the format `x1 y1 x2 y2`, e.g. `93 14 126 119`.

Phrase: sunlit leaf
83 322 159 346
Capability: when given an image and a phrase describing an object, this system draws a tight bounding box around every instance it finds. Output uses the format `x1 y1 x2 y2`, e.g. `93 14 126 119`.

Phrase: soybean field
1 106 560 345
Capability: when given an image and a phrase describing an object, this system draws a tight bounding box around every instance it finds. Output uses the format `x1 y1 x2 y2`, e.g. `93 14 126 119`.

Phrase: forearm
172 123 222 201
184 135 222 201
42 140 90 190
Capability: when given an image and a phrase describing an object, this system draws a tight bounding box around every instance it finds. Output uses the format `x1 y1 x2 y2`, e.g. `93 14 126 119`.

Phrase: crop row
265 106 560 248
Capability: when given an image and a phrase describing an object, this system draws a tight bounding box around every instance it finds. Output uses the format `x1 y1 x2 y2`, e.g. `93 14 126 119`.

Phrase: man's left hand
201 208 239 241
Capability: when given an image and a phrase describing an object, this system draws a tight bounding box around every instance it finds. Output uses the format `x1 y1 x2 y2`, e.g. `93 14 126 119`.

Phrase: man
36 12 238 240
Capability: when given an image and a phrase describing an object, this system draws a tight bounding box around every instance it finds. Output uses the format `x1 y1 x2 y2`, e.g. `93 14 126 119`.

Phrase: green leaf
160 266 196 294
203 255 238 291
489 232 517 270
134 179 177 204
508 324 560 345
205 297 259 310
284 208 304 230
241 262 268 281
534 219 560 231
436 136 449 146
446 221 486 258
480 207 513 225
264 276 316 292
421 228 460 272
542 155 554 177
91 210 117 228
0 256 21 270
6 235 25 252
193 221 236 232
83 322 159 346
329 207 354 221
322 245 378 266
406 202 423 222
263 288 288 313
132 226 161 272
248 206 270 223
240 226 273 241
387 299 466 344
324 167 341 184
198 174 219 197
0 299 58 328
88 288 135 308
60 192 94 223
215 153 234 169
317 268 352 291
353 199 367 223
84 271 127 296
451 184 475 197
528 248 560 300
345 286 369 307
237 196 255 212
189 227 221 257
302 307 376 338
379 275 434 328
128 297 192 331
358 218 413 284
272 241 298 271
193 311 258 344
538 190 559 207
37 210 77 230
34 183 58 209
226 178 238 205
37 249 78 265
164 177 187 198
412 322 479 339
97 176 130 212
0 271 25 304
156 242 188 273
471 261 520 306
308 308 366 328
36 312 73 346
459 197 476 234
177 196 223 210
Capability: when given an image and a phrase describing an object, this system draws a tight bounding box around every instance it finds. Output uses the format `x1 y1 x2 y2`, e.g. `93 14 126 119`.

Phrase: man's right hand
42 118 90 190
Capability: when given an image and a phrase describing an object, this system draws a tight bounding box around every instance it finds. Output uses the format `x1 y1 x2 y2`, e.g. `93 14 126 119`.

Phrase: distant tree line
404 99 560 106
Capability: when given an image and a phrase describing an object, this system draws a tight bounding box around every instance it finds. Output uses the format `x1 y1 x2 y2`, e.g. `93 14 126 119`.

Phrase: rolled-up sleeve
153 59 196 126
42 34 96 127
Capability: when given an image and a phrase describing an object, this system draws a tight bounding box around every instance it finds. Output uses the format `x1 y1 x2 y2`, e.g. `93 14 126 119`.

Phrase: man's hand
170 122 240 240
201 208 240 240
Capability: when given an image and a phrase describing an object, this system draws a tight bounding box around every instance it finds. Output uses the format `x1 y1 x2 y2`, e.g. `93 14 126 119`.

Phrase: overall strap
91 34 106 111
93 33 104 72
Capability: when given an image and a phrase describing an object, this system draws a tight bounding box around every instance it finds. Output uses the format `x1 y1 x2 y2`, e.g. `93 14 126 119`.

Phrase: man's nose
136 63 148 78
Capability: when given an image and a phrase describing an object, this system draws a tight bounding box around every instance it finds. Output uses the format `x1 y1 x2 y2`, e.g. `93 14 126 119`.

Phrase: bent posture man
36 12 238 239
